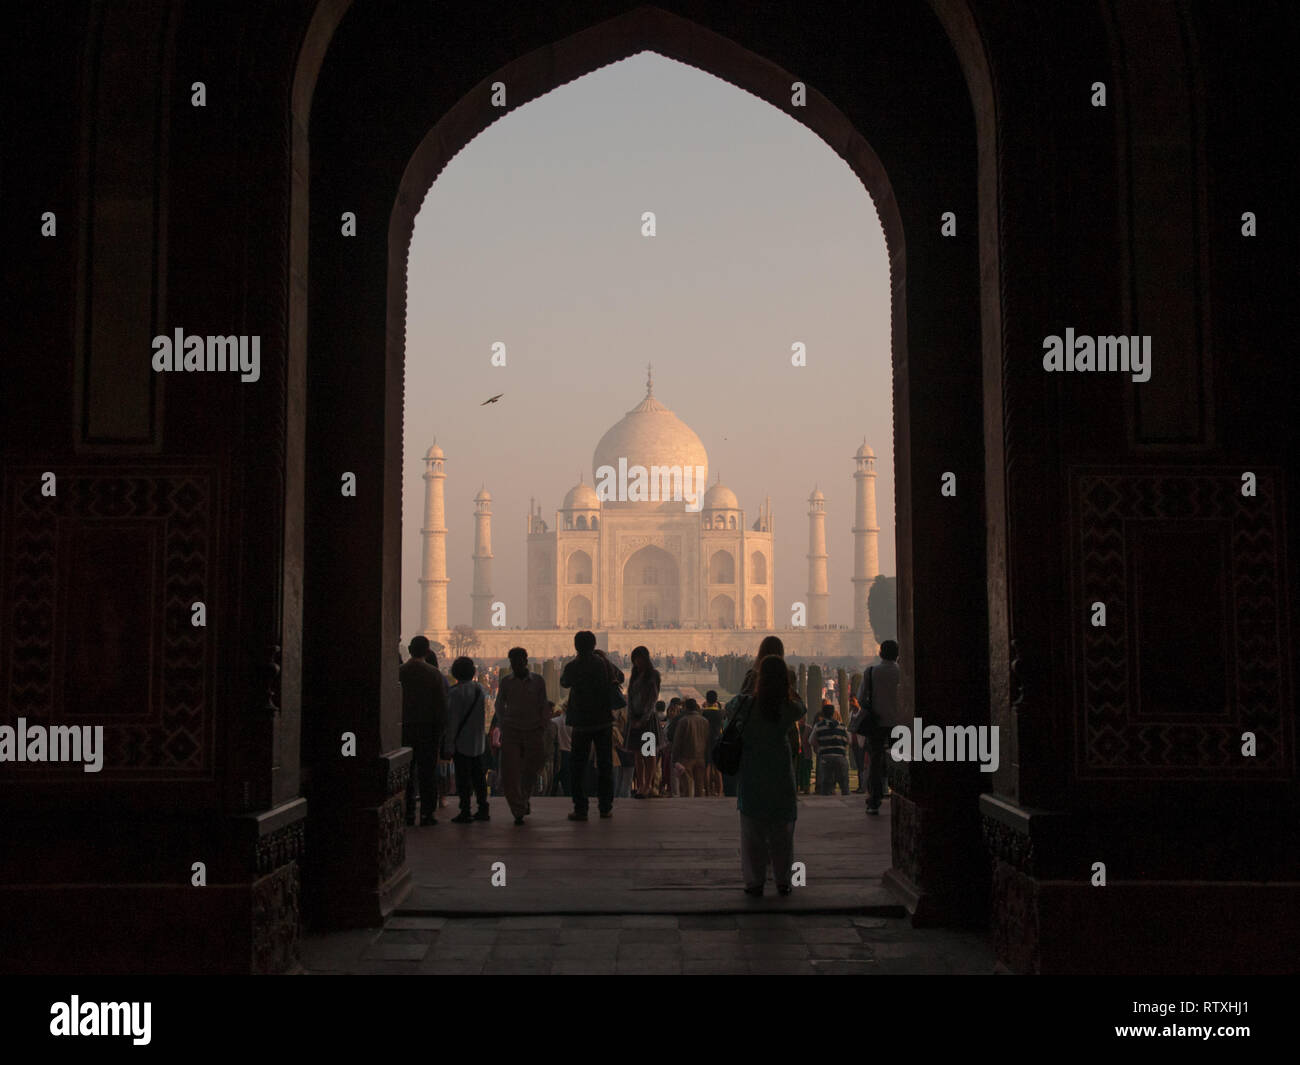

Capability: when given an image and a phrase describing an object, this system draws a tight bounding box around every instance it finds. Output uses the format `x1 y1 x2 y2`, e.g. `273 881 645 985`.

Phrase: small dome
474 486 491 502
703 481 739 510
809 486 825 502
563 481 600 509
856 441 875 459
426 443 444 460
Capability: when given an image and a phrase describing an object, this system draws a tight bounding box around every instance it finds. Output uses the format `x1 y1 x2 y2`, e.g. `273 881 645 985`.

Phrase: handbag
711 696 753 775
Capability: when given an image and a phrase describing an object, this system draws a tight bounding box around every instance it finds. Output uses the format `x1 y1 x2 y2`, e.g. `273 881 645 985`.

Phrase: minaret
420 442 449 634
806 486 829 628
852 441 881 632
471 486 494 629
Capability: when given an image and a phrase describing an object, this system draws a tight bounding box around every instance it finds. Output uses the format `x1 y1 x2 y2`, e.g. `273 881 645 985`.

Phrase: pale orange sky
402 53 893 641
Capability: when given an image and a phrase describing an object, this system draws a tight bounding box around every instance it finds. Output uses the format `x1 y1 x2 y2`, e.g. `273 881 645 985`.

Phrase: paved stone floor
300 913 997 974
404 794 894 912
300 796 998 973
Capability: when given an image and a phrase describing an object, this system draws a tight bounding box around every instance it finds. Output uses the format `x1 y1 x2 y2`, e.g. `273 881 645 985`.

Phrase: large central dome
592 368 709 491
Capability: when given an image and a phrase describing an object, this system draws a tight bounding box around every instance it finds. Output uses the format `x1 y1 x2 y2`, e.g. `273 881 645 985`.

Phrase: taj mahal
418 369 884 658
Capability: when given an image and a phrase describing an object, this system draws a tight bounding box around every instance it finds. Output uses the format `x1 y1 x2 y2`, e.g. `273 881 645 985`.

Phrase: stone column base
884 788 989 928
303 749 412 929
981 793 1300 973
0 797 308 974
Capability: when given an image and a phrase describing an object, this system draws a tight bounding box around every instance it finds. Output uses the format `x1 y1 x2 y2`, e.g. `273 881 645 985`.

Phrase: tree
867 575 897 642
448 624 480 657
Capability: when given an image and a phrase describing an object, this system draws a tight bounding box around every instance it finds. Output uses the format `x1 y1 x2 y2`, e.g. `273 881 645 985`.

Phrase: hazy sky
402 53 893 641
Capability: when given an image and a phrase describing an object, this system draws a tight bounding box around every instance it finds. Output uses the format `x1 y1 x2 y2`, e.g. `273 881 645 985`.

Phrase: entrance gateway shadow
296 2 990 942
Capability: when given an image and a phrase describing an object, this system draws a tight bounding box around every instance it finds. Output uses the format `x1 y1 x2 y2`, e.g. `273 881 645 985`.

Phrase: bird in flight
481 393 504 406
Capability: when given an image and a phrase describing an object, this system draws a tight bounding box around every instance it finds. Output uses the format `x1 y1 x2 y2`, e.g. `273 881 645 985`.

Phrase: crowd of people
397 631 901 894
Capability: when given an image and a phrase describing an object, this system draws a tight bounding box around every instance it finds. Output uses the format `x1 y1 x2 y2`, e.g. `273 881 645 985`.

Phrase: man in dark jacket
560 630 624 821
399 635 448 826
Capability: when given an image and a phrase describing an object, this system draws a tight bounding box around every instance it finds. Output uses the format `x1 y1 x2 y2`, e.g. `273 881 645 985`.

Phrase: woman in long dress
733 654 804 897
626 645 661 798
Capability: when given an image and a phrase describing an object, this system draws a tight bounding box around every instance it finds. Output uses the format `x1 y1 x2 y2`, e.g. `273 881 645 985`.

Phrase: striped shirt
811 718 850 759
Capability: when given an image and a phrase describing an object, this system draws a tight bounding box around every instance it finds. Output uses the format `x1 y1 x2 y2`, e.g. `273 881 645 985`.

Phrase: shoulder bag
711 695 753 776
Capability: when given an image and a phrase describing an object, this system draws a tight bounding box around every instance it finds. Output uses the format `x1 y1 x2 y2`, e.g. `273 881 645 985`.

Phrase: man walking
399 636 447 826
859 640 901 815
560 630 625 821
496 647 550 826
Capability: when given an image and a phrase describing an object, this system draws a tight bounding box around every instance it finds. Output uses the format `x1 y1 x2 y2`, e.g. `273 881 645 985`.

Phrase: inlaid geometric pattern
1 467 217 780
1071 468 1289 779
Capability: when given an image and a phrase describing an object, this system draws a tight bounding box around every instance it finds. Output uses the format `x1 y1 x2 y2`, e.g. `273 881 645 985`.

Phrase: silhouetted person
673 697 711 797
423 646 450 702
399 635 447 826
811 703 851 795
664 697 684 795
627 645 661 798
859 639 901 815
702 689 725 795
445 656 489 823
538 702 559 798
553 702 572 796
496 647 550 825
796 716 814 794
733 654 803 896
560 630 624 820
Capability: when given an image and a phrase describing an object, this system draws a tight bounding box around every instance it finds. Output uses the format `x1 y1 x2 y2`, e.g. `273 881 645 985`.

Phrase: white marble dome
703 480 739 510
563 480 600 509
592 374 708 491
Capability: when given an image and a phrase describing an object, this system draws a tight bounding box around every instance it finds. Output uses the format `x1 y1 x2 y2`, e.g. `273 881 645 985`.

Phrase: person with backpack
857 640 901 815
559 630 625 821
727 653 804 897
444 656 490 824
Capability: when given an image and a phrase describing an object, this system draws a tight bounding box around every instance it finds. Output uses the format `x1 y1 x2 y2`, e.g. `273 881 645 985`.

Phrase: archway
566 550 592 585
708 549 735 584
710 594 736 628
750 595 768 628
750 551 767 584
298 1 993 932
622 544 681 627
566 595 593 628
